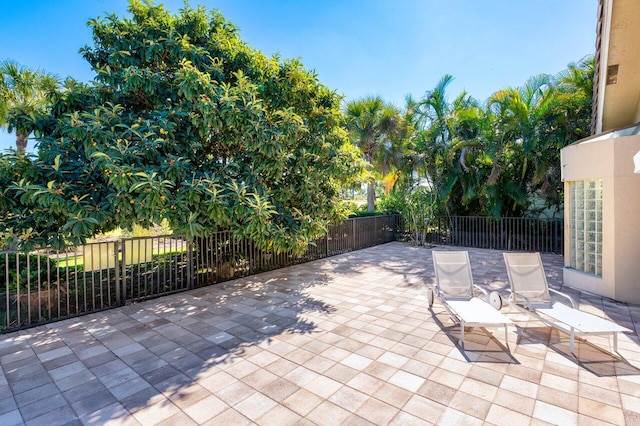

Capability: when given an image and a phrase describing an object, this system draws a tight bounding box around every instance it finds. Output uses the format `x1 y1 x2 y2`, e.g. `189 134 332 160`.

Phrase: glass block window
569 180 602 276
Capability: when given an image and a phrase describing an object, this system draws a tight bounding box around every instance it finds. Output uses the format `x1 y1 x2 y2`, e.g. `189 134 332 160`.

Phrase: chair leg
570 328 575 353
614 333 618 353
461 322 465 349
504 325 509 347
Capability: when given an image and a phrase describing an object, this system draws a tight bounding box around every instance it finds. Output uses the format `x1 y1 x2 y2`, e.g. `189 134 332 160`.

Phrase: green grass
55 247 187 269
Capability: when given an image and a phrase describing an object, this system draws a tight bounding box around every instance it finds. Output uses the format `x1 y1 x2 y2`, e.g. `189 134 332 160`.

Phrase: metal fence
1 215 399 333
191 214 398 287
2 213 563 333
403 216 564 254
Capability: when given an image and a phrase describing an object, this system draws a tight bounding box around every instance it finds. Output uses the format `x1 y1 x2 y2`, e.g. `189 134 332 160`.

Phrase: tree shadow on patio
19 266 337 424
317 244 432 291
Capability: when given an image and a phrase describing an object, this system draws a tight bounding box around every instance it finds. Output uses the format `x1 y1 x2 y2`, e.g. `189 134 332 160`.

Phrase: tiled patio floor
1 242 639 425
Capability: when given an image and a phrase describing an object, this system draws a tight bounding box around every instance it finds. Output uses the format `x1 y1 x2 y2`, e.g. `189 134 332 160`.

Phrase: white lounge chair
429 251 512 350
503 252 631 354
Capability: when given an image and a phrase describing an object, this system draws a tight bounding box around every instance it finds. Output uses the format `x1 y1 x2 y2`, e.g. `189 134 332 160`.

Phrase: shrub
0 252 55 293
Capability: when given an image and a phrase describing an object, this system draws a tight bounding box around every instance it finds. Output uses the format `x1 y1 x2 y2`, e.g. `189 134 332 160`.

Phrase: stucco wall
612 138 640 302
561 134 640 303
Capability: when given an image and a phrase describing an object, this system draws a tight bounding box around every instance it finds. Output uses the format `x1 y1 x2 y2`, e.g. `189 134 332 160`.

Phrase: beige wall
599 0 640 132
561 134 640 303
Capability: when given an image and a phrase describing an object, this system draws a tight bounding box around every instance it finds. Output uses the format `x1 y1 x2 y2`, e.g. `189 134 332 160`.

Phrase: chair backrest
503 252 550 304
432 251 474 299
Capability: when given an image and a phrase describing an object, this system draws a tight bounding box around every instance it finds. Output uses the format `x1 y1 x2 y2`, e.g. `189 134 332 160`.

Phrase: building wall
611 138 640 302
598 0 640 133
561 134 640 303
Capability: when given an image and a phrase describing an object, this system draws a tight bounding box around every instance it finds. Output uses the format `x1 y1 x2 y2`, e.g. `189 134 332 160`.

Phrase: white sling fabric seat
504 252 631 354
430 251 512 350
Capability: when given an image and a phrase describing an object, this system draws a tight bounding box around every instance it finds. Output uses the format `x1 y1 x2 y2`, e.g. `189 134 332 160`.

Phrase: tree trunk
367 182 375 212
362 151 376 212
16 131 28 152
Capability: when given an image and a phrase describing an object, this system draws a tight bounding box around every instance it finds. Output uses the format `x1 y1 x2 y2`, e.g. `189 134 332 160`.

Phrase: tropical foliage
343 96 404 212
356 56 594 220
0 1 360 253
0 60 59 151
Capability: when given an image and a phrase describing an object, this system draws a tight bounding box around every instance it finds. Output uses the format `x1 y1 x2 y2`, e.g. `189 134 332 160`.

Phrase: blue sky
0 0 597 152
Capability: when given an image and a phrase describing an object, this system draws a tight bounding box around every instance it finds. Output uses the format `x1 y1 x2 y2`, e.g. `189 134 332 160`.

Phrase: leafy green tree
344 96 403 212
0 1 359 253
0 60 59 151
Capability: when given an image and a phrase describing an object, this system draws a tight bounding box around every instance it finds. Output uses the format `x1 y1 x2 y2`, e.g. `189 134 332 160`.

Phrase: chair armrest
473 284 489 302
549 288 576 308
509 289 534 310
433 283 445 301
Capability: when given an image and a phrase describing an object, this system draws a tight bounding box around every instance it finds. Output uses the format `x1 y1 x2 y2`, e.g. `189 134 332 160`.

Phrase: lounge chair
503 252 631 354
429 251 512 350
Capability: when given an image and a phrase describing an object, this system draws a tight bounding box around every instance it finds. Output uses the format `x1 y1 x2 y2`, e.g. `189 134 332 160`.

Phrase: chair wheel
489 291 503 310
427 287 434 307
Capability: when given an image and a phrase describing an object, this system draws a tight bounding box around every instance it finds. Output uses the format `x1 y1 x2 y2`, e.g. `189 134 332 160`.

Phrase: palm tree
530 56 594 209
482 75 556 216
0 60 59 151
344 96 403 212
392 60 593 220
410 75 487 215
417 74 455 145
408 76 457 212
484 60 593 215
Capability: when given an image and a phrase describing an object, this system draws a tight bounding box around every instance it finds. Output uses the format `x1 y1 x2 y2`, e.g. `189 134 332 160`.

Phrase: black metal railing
403 215 563 254
2 213 563 333
190 214 398 287
1 215 399 333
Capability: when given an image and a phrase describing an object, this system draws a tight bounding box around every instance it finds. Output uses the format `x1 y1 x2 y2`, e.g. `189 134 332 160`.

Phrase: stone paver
1 242 639 425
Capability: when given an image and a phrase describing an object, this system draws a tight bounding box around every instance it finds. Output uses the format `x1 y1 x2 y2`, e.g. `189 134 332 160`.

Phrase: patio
1 242 639 425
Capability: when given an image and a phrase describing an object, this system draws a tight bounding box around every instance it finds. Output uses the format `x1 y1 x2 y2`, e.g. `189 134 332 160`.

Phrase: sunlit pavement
1 242 639 425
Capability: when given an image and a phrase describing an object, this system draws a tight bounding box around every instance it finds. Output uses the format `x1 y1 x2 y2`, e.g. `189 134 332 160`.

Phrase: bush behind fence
400 215 564 255
1 215 399 333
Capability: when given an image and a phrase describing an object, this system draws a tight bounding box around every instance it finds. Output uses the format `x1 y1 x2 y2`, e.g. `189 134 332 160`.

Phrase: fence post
455 216 459 246
115 240 121 305
325 229 329 258
352 219 356 251
187 240 194 290
393 214 398 241
374 216 378 245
